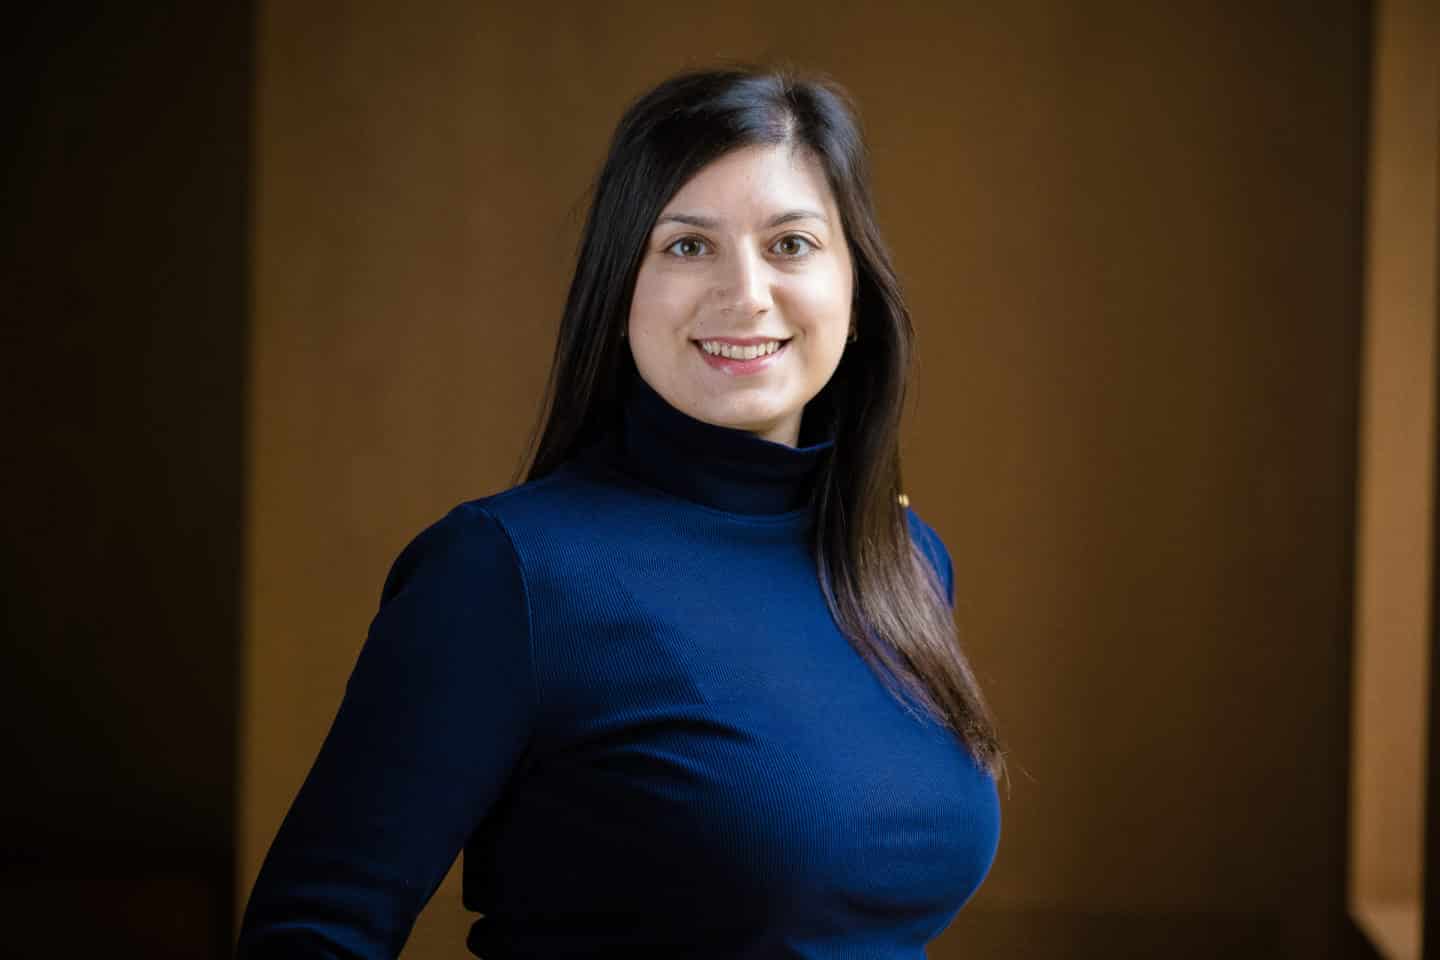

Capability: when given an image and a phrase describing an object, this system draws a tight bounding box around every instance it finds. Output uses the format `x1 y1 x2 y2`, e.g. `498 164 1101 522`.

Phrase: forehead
660 144 836 219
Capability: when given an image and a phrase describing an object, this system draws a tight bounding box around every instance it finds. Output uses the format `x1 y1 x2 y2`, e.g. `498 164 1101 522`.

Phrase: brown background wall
243 2 1371 958
1349 0 1438 955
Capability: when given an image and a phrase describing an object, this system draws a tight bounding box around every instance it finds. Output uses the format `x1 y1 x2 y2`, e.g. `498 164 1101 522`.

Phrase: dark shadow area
948 909 1386 959
0 5 252 957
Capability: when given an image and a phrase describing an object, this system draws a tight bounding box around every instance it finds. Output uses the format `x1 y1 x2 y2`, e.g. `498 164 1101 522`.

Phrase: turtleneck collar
597 373 836 516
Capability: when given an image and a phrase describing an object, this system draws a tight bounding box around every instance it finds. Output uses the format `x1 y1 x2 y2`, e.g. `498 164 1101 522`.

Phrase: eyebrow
654 208 829 230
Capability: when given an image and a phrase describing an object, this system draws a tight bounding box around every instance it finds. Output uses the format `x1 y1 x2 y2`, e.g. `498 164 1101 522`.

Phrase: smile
692 338 791 375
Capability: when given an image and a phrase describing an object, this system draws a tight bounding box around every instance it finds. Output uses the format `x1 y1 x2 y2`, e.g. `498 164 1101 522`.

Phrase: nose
715 246 773 317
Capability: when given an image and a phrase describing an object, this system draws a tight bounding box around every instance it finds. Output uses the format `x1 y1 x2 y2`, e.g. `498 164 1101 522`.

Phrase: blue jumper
237 373 1000 958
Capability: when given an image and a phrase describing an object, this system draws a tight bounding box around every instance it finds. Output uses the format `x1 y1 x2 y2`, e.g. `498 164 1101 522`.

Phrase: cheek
788 269 852 334
630 264 702 332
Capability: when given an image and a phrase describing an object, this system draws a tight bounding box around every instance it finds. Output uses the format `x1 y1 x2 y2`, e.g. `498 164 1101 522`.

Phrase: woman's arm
236 502 535 958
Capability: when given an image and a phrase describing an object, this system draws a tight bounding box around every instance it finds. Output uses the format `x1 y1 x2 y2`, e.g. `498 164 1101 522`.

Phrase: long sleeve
237 502 535 959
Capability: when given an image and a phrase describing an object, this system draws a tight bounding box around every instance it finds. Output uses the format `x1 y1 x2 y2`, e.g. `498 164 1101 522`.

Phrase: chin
718 401 798 433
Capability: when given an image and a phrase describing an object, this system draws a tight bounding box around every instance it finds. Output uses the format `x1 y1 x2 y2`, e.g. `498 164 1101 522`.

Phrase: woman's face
627 144 854 447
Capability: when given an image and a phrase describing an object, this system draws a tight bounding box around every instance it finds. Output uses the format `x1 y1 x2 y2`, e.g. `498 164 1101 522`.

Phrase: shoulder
459 460 625 539
904 503 955 609
903 502 949 563
380 462 604 605
377 497 531 610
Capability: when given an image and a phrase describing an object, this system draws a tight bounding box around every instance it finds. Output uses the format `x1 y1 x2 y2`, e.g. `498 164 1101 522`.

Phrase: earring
847 325 858 343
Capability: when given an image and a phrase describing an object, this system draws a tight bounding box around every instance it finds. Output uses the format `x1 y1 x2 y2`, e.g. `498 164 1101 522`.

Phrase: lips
693 337 791 374
692 337 791 360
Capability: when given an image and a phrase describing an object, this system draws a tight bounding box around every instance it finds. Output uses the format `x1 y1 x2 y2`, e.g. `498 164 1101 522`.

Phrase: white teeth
699 339 784 360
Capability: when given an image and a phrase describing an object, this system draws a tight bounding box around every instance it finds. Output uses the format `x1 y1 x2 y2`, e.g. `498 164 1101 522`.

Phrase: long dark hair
513 64 1004 779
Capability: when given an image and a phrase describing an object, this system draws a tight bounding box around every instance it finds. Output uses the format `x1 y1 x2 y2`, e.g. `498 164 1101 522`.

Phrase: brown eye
773 234 815 257
666 237 709 257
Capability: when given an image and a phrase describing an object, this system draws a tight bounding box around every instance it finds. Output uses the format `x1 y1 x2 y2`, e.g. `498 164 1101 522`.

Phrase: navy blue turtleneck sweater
237 374 1000 959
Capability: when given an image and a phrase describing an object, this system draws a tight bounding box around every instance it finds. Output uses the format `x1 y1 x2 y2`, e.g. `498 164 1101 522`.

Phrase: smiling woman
237 65 1003 960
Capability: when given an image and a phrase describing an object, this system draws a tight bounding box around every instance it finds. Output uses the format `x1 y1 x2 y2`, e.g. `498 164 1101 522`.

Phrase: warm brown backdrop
242 2 1372 957
1348 0 1437 957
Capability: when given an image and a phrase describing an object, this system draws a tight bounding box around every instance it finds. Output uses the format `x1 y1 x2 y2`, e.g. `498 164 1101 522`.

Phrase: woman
237 65 1003 959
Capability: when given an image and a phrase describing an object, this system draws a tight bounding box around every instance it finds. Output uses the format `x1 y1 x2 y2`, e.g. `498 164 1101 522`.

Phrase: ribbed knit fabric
237 374 1001 959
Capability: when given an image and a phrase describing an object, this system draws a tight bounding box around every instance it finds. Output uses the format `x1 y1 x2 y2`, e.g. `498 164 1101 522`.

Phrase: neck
595 374 837 516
